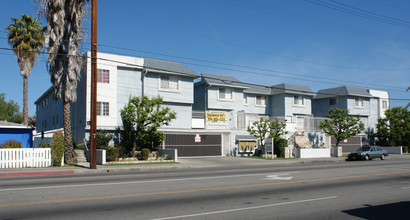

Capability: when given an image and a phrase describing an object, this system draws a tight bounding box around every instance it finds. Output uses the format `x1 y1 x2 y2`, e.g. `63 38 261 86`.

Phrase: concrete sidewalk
1 154 409 177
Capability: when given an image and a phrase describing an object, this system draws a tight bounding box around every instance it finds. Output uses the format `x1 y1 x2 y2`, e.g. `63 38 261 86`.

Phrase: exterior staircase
74 149 87 163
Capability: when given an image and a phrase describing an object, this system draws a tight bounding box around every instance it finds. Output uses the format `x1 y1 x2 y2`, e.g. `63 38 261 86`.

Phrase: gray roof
201 73 249 89
242 83 271 95
314 86 373 99
0 121 32 129
235 135 257 141
144 58 199 78
270 83 314 96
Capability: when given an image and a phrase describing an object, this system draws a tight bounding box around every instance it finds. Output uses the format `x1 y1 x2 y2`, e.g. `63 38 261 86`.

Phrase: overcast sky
1 0 409 116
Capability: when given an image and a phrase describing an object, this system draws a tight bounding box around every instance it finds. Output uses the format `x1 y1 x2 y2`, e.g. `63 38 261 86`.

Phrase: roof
200 73 249 89
235 135 258 141
143 58 199 78
270 83 314 96
242 83 271 95
0 121 33 129
314 86 373 99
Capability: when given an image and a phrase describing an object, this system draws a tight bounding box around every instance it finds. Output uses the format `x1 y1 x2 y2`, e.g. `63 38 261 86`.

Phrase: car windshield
357 147 371 152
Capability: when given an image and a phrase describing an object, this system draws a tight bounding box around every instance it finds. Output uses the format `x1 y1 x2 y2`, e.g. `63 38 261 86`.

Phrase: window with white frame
354 98 364 108
293 95 305 106
160 75 179 91
243 94 248 105
218 88 233 100
97 102 109 116
255 95 266 106
382 100 388 109
97 69 110 83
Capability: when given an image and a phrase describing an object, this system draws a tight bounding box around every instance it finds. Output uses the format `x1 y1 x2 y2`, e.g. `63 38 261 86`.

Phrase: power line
231 0 409 42
1 48 408 101
306 0 410 28
98 0 409 71
0 46 407 93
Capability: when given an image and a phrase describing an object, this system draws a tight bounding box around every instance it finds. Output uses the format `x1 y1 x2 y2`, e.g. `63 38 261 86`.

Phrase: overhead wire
98 0 409 71
0 46 409 102
306 0 410 28
231 0 408 42
0 45 406 93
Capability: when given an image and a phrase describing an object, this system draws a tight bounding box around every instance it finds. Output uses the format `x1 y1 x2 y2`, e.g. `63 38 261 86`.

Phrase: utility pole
90 0 97 169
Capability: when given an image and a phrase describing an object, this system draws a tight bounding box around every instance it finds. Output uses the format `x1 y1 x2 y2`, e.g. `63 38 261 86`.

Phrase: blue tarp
0 128 33 148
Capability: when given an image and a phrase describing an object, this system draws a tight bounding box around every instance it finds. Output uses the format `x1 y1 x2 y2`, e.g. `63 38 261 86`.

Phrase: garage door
164 134 221 157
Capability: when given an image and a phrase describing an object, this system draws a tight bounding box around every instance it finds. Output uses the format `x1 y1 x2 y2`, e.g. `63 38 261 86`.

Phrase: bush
96 130 113 147
403 146 409 154
274 138 288 157
38 140 50 148
141 148 150 160
98 146 120 162
51 131 65 167
1 140 22 148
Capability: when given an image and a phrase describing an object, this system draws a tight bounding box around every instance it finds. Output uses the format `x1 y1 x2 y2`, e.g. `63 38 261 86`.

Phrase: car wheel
365 155 369 160
381 154 385 160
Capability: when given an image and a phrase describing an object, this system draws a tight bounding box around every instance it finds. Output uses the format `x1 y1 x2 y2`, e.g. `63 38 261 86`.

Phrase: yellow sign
206 112 227 122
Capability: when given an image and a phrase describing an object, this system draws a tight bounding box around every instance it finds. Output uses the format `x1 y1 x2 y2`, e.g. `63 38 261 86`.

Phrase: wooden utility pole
90 0 97 169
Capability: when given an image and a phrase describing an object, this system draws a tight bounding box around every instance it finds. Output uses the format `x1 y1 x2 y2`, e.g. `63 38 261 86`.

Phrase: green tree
376 107 410 147
95 130 113 147
269 118 288 140
247 118 270 152
247 117 288 157
0 93 23 123
319 108 365 148
269 118 288 157
6 14 44 126
38 0 89 163
119 96 176 157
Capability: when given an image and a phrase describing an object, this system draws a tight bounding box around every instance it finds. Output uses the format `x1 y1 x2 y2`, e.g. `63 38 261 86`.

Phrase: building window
97 69 110 83
97 102 109 116
218 88 233 100
329 98 336 105
354 98 364 108
243 94 248 105
293 95 305 106
255 95 266 106
382 100 388 109
160 75 179 91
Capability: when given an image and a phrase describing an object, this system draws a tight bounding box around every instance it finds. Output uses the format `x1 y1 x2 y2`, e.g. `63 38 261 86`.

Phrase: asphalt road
1 159 409 219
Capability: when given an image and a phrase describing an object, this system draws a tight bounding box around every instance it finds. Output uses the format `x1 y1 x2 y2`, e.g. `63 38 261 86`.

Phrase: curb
0 170 75 177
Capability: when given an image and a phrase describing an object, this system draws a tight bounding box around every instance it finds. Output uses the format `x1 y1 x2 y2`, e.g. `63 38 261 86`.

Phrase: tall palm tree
38 0 89 164
6 14 44 126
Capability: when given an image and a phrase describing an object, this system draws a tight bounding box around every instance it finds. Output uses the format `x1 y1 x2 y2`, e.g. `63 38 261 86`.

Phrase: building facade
35 52 390 156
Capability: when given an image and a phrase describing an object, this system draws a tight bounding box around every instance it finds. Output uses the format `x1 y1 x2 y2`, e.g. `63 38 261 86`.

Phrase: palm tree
38 0 89 164
6 14 44 126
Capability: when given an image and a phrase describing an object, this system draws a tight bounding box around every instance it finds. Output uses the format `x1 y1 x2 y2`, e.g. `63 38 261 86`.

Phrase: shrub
403 146 409 154
51 131 65 167
98 146 120 162
38 140 50 148
141 148 150 160
1 140 22 148
274 138 288 157
96 130 113 147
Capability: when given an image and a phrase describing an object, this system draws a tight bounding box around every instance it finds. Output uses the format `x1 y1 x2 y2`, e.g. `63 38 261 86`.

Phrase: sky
0 0 409 117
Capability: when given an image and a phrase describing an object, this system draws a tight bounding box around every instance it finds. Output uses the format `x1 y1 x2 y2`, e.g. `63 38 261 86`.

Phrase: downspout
142 69 147 96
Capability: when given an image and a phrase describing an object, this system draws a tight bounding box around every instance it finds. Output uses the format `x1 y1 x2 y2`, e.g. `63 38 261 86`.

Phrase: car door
369 147 377 159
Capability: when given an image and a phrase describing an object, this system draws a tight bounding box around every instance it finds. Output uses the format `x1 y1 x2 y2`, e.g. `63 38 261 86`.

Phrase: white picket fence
0 148 52 168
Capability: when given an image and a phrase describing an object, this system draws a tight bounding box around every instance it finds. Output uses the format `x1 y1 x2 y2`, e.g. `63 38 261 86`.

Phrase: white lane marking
265 172 299 180
150 196 338 220
0 172 292 192
401 186 410 189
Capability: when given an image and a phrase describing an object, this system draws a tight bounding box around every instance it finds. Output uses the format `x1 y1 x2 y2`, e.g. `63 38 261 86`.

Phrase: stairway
74 149 87 163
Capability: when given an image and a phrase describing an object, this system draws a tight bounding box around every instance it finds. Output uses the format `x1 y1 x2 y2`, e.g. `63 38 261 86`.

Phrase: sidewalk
1 154 409 177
